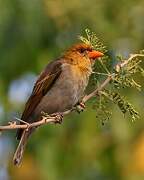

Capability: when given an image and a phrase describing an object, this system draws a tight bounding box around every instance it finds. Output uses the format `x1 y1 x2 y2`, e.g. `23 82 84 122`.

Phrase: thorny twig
0 54 144 132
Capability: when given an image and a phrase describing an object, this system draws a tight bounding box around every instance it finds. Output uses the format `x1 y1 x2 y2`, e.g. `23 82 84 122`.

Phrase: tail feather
13 130 29 166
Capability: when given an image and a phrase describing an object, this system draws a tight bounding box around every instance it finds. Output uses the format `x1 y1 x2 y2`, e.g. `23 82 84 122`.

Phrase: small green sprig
113 55 144 91
101 90 139 122
93 94 112 125
79 28 107 53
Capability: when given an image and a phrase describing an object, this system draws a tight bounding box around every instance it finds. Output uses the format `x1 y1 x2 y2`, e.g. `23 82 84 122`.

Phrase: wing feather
21 60 62 121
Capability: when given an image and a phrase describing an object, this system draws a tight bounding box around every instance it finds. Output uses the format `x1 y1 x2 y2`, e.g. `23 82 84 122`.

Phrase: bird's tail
13 130 30 166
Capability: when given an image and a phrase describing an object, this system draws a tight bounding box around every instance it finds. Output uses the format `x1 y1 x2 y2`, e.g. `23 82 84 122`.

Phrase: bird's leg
75 101 86 113
50 113 64 124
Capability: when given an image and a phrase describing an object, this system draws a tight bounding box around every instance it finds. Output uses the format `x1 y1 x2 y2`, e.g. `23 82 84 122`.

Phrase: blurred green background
0 0 144 180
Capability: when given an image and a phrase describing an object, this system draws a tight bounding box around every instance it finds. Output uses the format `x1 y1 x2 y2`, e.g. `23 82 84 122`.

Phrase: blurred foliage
0 0 144 180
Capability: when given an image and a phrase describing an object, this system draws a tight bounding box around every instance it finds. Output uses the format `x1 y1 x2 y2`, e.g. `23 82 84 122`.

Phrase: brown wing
16 59 63 140
21 59 63 121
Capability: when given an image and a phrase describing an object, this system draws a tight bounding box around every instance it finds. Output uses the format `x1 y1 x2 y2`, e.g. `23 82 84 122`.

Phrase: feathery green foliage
101 90 139 122
113 55 144 91
80 29 144 123
79 28 107 53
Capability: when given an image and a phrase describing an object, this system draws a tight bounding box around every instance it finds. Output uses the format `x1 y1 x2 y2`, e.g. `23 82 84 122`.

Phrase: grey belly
33 75 82 119
34 85 78 116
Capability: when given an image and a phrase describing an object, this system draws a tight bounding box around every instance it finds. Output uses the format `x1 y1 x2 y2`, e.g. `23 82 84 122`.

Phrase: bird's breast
60 63 90 100
34 63 91 115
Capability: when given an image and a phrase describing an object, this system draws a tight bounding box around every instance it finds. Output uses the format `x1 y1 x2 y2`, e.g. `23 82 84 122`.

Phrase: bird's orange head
64 43 104 63
63 43 104 74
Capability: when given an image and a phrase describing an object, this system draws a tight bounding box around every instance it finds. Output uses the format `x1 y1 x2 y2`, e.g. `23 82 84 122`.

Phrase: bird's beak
88 50 104 59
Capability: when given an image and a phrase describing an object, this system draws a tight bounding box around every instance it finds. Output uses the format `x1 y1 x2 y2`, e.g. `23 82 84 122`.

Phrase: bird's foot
75 102 86 113
51 113 63 124
41 111 63 124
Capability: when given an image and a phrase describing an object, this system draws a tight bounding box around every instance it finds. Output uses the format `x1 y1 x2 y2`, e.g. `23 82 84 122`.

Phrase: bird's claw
75 102 86 113
51 113 63 124
41 111 63 124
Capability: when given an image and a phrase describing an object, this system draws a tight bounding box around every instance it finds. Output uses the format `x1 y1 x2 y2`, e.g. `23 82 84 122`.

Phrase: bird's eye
88 48 92 52
79 48 85 53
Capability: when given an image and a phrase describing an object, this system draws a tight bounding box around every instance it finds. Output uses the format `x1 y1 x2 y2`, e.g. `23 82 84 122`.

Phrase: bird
13 43 104 166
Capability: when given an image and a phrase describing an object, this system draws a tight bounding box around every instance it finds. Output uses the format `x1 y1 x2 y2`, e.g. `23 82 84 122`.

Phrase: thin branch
83 74 113 102
0 110 71 131
83 54 144 102
0 53 144 131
